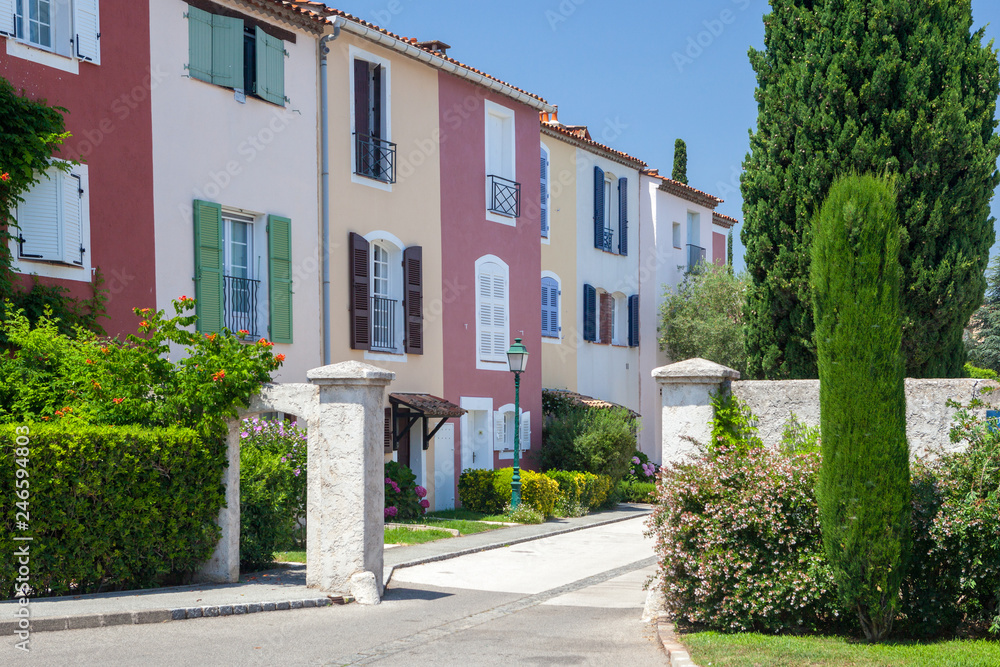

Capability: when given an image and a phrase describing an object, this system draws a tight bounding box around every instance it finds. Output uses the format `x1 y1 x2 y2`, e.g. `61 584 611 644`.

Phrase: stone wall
732 378 1000 457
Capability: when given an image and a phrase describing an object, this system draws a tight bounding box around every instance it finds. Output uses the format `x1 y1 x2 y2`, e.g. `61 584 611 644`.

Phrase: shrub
647 444 845 634
542 406 637 481
708 390 762 456
457 469 505 514
811 173 910 641
494 468 559 517
780 413 820 455
384 461 425 520
0 424 225 598
626 450 658 483
902 399 1000 637
544 469 613 512
539 404 590 472
503 502 544 525
579 472 614 509
963 362 999 380
239 418 307 570
618 480 656 503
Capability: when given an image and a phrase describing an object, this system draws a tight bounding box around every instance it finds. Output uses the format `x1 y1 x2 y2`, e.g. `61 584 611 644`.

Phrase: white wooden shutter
74 0 101 64
16 171 62 262
62 171 84 265
0 0 15 37
520 412 531 450
478 262 508 362
493 410 506 450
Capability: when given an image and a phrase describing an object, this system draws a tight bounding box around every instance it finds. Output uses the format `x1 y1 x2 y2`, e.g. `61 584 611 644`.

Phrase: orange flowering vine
212 370 226 382
112 398 124 404
275 354 286 362
257 338 274 348
0 172 10 182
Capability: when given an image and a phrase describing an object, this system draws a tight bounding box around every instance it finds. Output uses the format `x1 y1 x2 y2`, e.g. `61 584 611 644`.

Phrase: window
540 143 550 238
15 163 88 269
476 256 509 366
612 293 628 346
541 274 560 339
592 167 628 255
348 232 423 355
187 4 286 105
672 222 681 249
1 0 100 63
599 291 613 345
686 211 705 271
352 52 395 184
192 201 293 343
493 404 531 452
485 101 519 221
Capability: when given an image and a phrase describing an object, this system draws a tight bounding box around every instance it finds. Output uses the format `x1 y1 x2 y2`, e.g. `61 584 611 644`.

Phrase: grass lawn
384 527 455 545
396 518 503 535
424 509 513 523
683 631 1000 667
274 550 306 563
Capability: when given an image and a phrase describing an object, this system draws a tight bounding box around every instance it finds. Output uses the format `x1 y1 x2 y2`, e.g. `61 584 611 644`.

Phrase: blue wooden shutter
256 26 286 105
187 5 214 83
628 294 639 347
211 14 243 89
268 215 293 343
193 200 224 334
541 277 558 338
583 283 596 342
593 166 605 249
540 151 549 238
618 177 628 255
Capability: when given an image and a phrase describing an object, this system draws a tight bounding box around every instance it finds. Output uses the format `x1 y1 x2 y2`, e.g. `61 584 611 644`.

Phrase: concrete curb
0 596 351 635
383 509 650 587
654 619 699 667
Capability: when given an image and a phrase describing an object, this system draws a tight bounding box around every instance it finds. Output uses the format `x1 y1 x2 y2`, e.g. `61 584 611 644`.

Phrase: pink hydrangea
419 499 429 509
632 456 641 465
415 485 427 498
384 506 398 518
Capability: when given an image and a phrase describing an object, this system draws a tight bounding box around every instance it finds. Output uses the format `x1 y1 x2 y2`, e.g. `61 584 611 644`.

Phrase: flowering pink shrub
384 506 398 519
626 450 658 482
646 445 846 634
384 460 425 519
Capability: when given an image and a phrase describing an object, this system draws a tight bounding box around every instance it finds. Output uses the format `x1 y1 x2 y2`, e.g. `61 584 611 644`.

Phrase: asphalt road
5 516 666 666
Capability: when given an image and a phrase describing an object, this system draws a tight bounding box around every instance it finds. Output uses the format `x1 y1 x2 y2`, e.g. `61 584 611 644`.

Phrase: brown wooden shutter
384 407 393 454
371 65 382 139
349 232 371 350
403 245 423 354
353 59 370 137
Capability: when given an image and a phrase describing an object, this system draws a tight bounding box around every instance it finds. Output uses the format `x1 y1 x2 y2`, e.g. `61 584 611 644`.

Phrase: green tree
659 263 747 376
672 138 688 184
741 0 1000 380
966 255 1000 372
812 174 910 641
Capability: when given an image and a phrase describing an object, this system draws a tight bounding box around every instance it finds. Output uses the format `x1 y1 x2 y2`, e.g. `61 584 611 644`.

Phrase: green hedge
0 424 226 598
618 480 656 504
493 468 559 517
457 469 505 514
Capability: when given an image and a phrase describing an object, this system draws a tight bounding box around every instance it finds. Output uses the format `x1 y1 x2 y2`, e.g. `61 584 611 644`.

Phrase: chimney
416 40 452 56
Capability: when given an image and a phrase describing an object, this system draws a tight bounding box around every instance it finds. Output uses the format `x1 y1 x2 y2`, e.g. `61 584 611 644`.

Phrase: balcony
371 295 398 352
354 133 397 184
686 244 707 273
224 275 260 338
601 228 615 253
488 174 521 218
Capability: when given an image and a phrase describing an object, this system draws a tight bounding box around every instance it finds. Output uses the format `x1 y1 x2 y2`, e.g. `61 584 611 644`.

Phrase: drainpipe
320 19 342 365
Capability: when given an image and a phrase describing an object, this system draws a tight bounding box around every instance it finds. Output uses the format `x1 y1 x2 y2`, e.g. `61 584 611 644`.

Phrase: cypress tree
741 0 1000 379
812 173 910 641
672 138 688 184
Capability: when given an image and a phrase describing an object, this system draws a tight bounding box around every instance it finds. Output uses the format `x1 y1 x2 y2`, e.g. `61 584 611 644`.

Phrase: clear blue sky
326 0 1000 273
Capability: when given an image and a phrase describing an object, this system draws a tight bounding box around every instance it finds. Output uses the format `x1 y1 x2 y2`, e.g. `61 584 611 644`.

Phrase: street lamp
506 337 529 507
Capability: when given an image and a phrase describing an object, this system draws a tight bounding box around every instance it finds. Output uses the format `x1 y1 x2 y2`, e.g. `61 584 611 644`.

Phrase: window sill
365 349 407 363
542 336 561 345
486 210 517 227
5 38 79 74
476 358 510 372
352 171 393 193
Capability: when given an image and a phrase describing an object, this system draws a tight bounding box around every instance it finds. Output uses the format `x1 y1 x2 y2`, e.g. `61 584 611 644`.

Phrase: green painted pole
511 370 521 508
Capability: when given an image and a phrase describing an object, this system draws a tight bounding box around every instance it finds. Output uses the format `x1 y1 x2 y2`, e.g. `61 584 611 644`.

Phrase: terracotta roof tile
291 3 550 106
543 389 639 417
642 168 723 209
541 121 647 168
389 393 466 418
713 212 739 229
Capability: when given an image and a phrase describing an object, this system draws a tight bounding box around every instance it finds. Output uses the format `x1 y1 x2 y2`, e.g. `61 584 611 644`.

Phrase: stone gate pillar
306 361 394 602
652 358 740 464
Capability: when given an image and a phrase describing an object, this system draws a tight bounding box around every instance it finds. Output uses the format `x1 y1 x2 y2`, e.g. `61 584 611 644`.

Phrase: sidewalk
0 504 651 635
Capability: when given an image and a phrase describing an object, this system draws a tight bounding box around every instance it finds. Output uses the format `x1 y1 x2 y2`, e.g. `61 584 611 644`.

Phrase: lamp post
506 337 529 508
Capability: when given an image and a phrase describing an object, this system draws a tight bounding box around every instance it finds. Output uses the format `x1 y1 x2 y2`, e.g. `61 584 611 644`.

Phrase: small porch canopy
388 392 466 451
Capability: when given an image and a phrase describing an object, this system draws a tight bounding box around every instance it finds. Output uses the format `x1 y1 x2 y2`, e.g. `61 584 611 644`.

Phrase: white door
433 424 455 511
467 410 493 471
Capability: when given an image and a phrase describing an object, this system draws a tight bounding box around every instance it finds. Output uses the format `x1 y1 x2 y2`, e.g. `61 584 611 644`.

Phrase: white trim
484 99 516 226
363 229 404 249
541 269 562 344
5 37 79 73
349 44 393 193
363 230 405 356
336 18 555 113
460 396 494 472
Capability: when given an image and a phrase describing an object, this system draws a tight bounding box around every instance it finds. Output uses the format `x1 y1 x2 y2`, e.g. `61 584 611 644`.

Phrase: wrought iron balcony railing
488 174 521 218
686 244 707 273
224 275 260 338
354 133 397 184
371 295 397 352
601 228 615 253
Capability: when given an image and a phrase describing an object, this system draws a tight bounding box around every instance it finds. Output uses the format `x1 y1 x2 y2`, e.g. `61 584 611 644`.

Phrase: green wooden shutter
187 5 213 83
583 283 597 342
268 215 293 343
256 26 286 105
193 200 224 333
211 14 243 89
